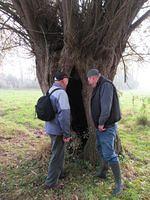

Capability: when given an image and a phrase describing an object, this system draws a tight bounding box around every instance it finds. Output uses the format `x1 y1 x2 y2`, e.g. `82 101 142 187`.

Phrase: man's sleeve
57 91 71 138
98 82 113 125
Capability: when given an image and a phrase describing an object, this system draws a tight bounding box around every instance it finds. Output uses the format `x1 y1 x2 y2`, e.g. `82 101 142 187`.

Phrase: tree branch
0 15 11 29
0 23 30 44
0 1 24 27
129 9 150 33
127 41 144 61
141 6 150 9
2 44 20 51
123 53 150 58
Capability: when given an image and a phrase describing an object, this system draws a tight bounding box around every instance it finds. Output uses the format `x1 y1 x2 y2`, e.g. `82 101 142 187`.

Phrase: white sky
1 49 35 80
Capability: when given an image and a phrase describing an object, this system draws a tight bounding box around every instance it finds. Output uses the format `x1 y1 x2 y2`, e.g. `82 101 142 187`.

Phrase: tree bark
36 49 123 163
75 56 123 163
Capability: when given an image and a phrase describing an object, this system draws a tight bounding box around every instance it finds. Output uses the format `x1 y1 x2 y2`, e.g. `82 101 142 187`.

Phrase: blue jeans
96 124 119 164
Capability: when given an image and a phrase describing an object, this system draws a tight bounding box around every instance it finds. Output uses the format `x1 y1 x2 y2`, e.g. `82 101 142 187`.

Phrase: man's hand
98 125 106 132
63 137 72 143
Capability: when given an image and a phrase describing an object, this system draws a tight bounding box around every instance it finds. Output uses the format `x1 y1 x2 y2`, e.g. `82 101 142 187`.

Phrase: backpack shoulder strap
48 88 63 96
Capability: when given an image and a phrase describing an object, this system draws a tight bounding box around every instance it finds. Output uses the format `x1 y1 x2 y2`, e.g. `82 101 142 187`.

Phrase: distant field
0 89 150 200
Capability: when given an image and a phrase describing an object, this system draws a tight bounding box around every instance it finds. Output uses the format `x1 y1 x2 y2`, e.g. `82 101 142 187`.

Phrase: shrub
136 115 150 126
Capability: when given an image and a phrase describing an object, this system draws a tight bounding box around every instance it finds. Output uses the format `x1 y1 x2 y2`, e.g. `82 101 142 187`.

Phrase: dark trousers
45 135 64 186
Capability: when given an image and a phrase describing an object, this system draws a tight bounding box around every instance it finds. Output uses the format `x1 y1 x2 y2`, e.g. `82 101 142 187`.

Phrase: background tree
0 0 150 162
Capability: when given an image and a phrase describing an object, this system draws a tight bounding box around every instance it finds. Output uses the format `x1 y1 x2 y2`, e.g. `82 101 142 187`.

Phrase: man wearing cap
44 71 71 190
87 69 123 195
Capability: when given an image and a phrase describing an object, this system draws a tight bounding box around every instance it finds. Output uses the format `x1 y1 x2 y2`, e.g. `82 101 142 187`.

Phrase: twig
127 41 144 61
121 56 127 83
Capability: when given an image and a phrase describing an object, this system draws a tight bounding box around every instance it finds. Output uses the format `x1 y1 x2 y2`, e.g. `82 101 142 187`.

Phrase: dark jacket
90 76 121 128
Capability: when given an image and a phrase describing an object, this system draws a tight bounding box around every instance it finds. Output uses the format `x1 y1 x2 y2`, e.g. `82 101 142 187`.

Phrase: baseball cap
54 71 69 81
86 69 100 78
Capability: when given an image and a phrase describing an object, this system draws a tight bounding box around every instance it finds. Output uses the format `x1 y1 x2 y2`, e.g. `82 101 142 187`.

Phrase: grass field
0 89 150 200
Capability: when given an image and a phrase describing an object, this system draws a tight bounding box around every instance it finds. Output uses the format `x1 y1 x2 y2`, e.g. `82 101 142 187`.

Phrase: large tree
0 0 150 162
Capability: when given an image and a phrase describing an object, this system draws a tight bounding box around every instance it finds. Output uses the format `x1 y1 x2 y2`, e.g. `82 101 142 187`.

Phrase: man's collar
53 82 65 89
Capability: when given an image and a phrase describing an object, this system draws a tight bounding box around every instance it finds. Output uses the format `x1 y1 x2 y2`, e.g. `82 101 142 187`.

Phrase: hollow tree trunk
35 46 123 164
35 45 61 94
75 55 123 164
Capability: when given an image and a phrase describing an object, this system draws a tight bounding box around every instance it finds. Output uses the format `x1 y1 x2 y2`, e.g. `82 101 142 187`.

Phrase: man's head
54 71 69 89
87 69 101 88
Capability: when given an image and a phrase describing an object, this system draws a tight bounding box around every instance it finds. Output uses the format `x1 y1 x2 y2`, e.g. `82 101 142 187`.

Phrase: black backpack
35 88 61 121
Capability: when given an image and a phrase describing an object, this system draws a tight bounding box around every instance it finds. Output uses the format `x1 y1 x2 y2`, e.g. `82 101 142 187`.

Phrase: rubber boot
110 162 123 195
96 160 109 179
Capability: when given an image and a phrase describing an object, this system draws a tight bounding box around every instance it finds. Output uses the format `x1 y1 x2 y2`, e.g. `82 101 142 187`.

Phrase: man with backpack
44 71 71 190
87 69 123 195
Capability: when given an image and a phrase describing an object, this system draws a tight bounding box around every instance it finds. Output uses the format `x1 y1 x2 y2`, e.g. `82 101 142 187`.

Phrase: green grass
0 89 150 200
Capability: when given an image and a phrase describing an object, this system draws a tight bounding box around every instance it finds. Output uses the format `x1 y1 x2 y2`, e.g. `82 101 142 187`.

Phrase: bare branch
0 15 11 29
127 41 144 61
0 1 24 27
123 53 150 58
2 44 20 51
129 9 150 33
0 24 29 40
141 6 150 9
